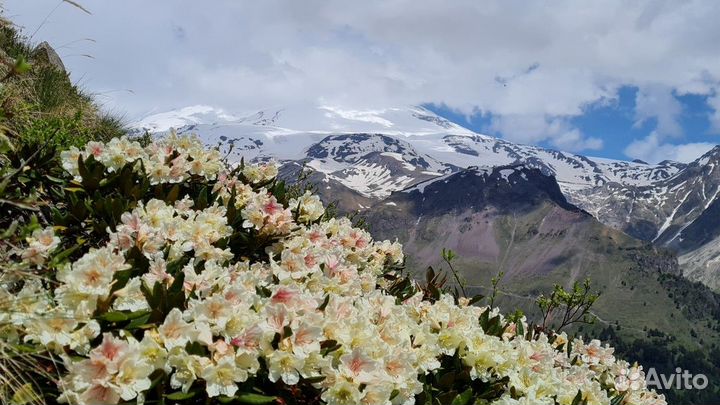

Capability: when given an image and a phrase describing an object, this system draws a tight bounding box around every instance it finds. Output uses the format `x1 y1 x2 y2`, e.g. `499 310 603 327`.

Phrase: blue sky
426 86 719 162
4 0 720 164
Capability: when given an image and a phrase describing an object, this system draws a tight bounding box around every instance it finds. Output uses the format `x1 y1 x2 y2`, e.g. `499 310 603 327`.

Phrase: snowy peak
410 133 686 196
305 133 448 171
131 105 240 133
690 145 720 168
301 134 453 199
132 104 475 137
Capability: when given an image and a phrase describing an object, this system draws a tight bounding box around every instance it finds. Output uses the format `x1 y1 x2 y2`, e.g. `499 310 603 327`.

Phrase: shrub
0 134 667 405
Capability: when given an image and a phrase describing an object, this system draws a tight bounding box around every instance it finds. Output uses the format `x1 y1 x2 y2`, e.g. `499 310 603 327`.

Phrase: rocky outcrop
32 41 66 72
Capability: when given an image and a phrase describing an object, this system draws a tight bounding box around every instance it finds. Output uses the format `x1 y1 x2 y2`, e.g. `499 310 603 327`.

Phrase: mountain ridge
133 104 720 291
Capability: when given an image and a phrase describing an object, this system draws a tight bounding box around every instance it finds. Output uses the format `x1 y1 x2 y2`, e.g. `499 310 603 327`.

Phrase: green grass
0 24 33 61
0 20 125 149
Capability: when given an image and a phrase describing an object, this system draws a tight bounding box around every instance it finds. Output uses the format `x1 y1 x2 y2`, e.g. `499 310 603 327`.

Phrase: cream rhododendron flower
159 308 196 350
289 191 325 223
242 190 294 235
321 380 363 405
242 162 278 184
20 227 60 265
113 277 150 312
201 356 249 397
267 349 303 385
1 136 667 405
573 338 615 366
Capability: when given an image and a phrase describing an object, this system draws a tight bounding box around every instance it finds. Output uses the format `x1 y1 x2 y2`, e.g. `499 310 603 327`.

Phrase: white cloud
3 0 720 154
708 94 720 133
633 85 683 137
624 132 715 163
626 85 718 163
488 114 602 152
551 130 604 152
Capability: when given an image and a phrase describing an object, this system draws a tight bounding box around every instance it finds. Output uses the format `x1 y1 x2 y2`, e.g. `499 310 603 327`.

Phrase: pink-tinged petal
271 288 297 305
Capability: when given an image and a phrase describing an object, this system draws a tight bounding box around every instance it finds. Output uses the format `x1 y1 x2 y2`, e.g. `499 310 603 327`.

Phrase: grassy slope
0 20 125 148
396 203 718 346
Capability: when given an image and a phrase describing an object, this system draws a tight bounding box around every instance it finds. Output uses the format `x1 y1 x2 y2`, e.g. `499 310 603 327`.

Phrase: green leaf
167 256 190 276
450 388 473 405
168 270 186 294
0 198 38 211
302 375 326 384
320 339 341 356
571 390 583 405
0 220 19 239
44 174 66 184
610 393 626 405
140 283 154 306
11 343 40 354
468 294 485 306
437 371 456 389
426 266 436 284
196 186 208 210
226 186 238 223
151 280 165 308
125 313 152 330
165 184 180 204
97 311 129 322
229 392 277 404
165 391 197 401
167 271 187 311
10 383 40 405
126 310 151 320
49 241 85 267
271 332 282 350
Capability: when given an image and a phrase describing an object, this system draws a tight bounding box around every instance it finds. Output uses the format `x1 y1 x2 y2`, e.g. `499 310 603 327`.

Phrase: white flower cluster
13 246 129 356
213 175 324 234
242 162 278 184
241 190 295 235
19 227 60 265
289 191 325 224
108 198 233 263
61 133 223 184
4 138 667 405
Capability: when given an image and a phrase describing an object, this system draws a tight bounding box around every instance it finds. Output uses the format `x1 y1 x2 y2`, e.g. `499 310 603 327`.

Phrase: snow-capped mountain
133 104 720 290
302 134 453 198
131 105 469 198
573 146 720 243
130 104 474 163
132 104 686 197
